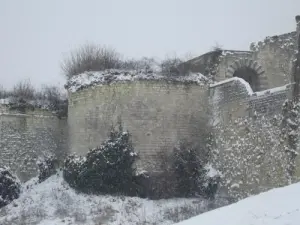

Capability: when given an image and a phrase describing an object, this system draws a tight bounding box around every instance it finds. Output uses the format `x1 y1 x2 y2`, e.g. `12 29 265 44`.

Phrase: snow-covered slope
0 172 221 225
175 182 300 225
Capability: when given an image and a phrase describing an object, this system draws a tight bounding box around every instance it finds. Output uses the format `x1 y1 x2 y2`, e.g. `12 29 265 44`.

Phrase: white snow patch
65 69 209 93
210 77 254 95
175 182 300 225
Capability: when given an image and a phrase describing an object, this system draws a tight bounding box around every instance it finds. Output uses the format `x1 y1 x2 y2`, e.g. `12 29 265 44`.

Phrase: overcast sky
0 0 300 89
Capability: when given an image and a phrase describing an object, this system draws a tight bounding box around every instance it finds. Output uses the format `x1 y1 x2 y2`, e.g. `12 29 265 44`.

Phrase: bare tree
0 85 10 99
12 80 35 100
61 43 122 79
121 57 158 72
160 55 183 76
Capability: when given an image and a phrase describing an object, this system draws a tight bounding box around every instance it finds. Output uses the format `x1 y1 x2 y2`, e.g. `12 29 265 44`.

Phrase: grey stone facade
0 107 68 182
1 15 300 200
68 81 209 172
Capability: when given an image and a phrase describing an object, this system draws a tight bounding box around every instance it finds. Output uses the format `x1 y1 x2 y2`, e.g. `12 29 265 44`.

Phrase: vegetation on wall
60 43 194 79
0 80 68 118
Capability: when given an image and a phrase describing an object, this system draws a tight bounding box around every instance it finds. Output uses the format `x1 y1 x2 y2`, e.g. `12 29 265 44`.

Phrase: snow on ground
0 172 219 225
175 182 300 225
65 69 209 92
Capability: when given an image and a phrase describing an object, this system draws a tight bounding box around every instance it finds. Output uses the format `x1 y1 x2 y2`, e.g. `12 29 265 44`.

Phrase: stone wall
68 80 209 172
209 78 300 199
252 32 297 89
0 106 68 181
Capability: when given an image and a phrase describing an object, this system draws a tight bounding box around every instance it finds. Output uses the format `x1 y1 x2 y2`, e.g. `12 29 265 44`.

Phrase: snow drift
175 182 300 225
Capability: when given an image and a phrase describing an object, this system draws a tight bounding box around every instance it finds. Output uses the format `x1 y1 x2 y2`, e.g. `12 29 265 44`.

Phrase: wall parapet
209 77 291 123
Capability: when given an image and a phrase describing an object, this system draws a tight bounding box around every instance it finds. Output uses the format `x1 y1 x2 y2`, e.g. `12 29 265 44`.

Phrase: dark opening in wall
233 67 260 92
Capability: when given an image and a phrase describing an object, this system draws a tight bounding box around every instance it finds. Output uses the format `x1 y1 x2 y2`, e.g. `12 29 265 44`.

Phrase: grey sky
0 0 299 89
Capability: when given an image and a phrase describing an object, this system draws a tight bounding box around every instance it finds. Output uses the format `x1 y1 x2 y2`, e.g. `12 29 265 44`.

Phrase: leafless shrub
38 85 67 112
12 80 35 100
0 85 11 99
160 55 183 76
61 43 122 78
121 57 158 72
211 42 223 52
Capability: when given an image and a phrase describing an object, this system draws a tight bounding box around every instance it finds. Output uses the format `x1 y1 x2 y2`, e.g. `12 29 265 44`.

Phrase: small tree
172 142 207 197
172 141 220 199
61 43 122 79
0 167 21 208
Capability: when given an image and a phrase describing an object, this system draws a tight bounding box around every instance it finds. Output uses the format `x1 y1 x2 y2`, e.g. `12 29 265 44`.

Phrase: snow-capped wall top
65 69 209 93
250 31 297 51
210 77 254 96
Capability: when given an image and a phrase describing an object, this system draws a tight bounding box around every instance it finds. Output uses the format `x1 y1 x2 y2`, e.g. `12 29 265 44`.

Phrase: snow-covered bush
0 167 21 208
37 155 59 183
172 142 220 199
63 154 86 189
63 127 138 195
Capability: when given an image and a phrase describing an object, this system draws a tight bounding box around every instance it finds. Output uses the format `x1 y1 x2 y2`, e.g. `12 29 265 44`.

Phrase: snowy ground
175 182 300 225
0 172 222 225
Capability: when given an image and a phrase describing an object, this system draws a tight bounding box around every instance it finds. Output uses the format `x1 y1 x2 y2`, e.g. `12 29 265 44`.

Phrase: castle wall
252 32 297 89
68 81 209 172
0 107 68 182
209 78 299 199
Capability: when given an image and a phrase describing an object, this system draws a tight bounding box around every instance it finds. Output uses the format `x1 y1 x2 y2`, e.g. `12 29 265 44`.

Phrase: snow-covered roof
65 69 209 93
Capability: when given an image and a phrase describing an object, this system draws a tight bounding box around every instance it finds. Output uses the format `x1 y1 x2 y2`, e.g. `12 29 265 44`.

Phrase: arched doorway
227 58 268 91
233 67 259 92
